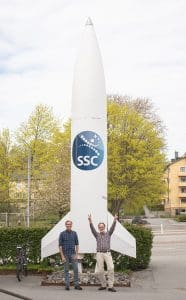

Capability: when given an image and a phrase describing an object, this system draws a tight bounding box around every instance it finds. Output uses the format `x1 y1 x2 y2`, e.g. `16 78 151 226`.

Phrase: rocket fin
41 212 71 259
107 212 136 258
41 211 136 259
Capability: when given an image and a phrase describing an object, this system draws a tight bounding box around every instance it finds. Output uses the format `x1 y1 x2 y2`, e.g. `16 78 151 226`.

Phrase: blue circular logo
72 131 104 170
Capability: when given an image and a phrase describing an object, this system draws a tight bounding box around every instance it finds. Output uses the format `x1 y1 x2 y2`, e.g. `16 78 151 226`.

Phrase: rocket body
41 19 136 259
70 20 107 252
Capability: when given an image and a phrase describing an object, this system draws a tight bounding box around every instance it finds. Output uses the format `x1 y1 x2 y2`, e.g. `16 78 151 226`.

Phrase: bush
83 223 153 271
0 224 153 271
0 227 49 264
116 223 153 270
176 215 186 222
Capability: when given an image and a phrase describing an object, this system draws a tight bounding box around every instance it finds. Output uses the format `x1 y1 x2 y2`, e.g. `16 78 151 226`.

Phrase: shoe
65 286 70 291
74 285 83 290
108 287 116 292
98 287 107 290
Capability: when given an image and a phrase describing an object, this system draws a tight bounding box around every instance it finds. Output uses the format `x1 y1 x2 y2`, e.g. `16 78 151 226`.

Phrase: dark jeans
64 255 78 287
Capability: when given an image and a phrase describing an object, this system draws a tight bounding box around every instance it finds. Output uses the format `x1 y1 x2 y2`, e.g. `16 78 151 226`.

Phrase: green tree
13 97 167 219
0 129 15 213
37 121 71 217
15 104 62 217
107 96 166 214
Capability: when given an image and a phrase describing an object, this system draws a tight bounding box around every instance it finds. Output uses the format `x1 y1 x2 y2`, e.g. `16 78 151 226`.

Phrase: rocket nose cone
85 17 93 26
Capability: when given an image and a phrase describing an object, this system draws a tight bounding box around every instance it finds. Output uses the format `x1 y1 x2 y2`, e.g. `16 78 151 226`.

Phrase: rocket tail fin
41 212 71 260
107 212 136 258
41 211 136 259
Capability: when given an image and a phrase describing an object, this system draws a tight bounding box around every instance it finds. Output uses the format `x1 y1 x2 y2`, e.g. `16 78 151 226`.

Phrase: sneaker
65 286 70 291
108 287 116 292
98 287 107 290
74 285 83 290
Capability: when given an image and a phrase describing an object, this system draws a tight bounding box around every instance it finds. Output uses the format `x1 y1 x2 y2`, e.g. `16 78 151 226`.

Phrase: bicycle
16 246 28 282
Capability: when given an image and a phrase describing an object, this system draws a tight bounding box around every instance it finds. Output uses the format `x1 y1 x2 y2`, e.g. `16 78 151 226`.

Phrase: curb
0 288 32 300
41 281 131 287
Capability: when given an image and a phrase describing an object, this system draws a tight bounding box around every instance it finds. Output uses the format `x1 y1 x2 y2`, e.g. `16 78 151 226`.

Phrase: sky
0 0 185 160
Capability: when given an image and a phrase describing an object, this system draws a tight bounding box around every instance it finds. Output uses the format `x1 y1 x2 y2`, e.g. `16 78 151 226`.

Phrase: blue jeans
64 255 78 287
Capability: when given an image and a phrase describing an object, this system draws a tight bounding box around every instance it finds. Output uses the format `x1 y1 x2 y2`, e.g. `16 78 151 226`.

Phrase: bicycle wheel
16 263 23 281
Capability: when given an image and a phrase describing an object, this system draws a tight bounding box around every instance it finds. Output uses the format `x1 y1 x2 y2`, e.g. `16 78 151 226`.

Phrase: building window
181 198 186 203
180 177 186 182
180 167 186 172
181 187 186 193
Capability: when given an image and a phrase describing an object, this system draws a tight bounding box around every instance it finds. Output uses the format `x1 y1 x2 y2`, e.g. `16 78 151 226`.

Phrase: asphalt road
0 218 186 300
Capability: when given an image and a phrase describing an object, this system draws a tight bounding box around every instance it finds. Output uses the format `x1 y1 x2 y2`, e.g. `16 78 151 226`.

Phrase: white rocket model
41 18 136 259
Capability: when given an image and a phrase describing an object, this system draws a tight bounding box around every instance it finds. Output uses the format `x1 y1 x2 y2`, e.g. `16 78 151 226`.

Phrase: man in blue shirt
59 220 82 290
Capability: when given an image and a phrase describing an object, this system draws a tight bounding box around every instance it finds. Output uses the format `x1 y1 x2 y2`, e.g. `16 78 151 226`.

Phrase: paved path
0 218 186 300
132 218 186 299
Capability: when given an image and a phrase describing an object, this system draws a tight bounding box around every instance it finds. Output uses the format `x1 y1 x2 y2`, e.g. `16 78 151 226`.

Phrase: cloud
0 0 185 158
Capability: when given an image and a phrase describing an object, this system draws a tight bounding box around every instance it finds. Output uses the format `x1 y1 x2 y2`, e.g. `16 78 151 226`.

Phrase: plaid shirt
59 230 79 256
90 221 116 252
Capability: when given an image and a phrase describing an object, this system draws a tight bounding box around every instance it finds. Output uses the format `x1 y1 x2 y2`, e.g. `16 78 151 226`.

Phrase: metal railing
0 213 26 227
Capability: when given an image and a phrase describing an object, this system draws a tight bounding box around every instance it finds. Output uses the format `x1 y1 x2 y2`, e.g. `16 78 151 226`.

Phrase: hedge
176 215 186 222
0 224 153 270
0 227 50 264
113 223 153 270
83 223 153 271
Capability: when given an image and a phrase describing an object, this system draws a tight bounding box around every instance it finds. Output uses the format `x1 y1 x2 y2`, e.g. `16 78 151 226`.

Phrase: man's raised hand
88 214 92 223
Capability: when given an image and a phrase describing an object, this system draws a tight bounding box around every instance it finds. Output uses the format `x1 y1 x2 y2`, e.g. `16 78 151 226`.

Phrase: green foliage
149 204 164 211
16 104 60 146
119 223 153 270
0 129 18 213
14 104 70 217
36 121 71 216
1 97 167 218
0 227 49 263
107 96 166 213
15 104 61 178
176 215 186 222
0 225 152 271
82 254 96 269
0 264 54 272
83 224 153 271
0 129 11 200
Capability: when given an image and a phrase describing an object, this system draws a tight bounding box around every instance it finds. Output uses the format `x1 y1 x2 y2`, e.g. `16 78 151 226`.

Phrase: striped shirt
90 221 116 252
59 230 79 256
